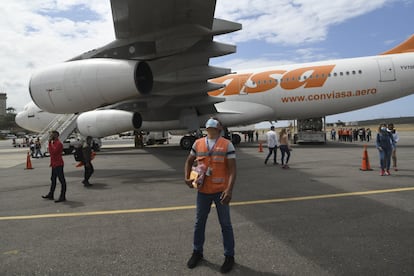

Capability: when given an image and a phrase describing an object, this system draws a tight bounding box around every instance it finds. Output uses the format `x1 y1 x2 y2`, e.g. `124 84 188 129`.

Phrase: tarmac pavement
0 134 414 275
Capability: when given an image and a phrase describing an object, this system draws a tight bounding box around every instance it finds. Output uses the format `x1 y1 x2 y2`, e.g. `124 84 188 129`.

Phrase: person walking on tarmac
184 118 237 273
279 128 291 168
82 136 94 187
42 130 67 202
376 123 395 176
264 126 279 165
387 123 399 171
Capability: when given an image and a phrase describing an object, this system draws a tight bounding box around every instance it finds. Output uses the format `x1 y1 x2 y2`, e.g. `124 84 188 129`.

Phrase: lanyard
206 137 219 156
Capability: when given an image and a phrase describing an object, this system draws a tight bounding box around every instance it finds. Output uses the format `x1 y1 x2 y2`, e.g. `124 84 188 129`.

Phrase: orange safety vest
194 137 231 194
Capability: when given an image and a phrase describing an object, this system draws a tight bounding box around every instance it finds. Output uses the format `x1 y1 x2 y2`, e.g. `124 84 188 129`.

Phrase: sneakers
41 194 54 200
221 256 235 273
82 180 92 187
380 170 391 176
187 253 234 273
54 197 66 203
282 164 290 169
187 252 203 269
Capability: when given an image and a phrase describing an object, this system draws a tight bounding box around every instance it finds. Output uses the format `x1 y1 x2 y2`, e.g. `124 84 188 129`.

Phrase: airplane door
377 58 396 82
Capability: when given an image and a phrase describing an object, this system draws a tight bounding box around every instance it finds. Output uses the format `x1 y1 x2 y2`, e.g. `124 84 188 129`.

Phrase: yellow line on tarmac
0 205 197 221
1 187 414 221
230 186 414 206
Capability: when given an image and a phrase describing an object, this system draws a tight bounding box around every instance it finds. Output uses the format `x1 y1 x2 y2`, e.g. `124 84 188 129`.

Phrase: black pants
265 147 277 164
84 162 94 181
50 166 66 198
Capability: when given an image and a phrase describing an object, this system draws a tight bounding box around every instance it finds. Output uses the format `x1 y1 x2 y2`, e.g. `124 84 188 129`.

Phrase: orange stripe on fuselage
208 65 335 96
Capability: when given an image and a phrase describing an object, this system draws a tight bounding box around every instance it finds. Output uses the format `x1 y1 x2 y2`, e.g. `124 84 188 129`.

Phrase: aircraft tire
180 136 196 150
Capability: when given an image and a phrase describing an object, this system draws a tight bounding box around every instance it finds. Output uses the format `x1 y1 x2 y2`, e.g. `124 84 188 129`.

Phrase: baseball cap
205 118 219 128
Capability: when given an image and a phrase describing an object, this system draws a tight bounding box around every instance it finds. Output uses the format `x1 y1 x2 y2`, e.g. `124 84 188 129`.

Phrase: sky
1 0 414 125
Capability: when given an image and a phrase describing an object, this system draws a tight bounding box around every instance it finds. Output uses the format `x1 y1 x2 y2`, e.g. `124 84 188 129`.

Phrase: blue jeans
379 148 392 170
193 191 235 257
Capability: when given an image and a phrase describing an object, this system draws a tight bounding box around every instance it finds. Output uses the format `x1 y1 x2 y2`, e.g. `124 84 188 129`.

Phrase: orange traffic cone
360 145 372 171
25 152 33 170
258 142 263 152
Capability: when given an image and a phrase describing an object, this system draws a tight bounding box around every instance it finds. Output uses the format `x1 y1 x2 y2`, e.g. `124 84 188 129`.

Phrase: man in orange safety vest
184 118 237 273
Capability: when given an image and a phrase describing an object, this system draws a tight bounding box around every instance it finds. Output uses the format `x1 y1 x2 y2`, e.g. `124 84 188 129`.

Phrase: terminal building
0 93 7 116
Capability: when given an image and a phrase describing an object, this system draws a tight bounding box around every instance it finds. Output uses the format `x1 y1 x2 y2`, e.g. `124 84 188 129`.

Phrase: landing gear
180 135 196 150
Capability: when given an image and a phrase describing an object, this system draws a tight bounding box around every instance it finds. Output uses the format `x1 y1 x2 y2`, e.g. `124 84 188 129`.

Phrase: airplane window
346 71 349 75
340 72 343 76
258 81 261 85
315 75 319 79
334 73 337 77
303 76 307 80
263 80 266 84
309 75 313 79
358 70 362 74
328 73 331 77
321 74 325 78
352 70 356 74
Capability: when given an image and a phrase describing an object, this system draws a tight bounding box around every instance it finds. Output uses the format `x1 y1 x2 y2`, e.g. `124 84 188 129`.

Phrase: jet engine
77 110 142 138
29 59 153 114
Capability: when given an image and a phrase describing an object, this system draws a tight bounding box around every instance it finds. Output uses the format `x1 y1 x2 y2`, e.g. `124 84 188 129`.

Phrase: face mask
381 127 387 131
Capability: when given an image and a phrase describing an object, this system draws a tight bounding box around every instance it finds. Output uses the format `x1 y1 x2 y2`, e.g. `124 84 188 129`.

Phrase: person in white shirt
264 126 279 165
388 123 400 171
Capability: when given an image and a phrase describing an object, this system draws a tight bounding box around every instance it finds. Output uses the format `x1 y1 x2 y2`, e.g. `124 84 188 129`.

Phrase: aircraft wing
64 0 241 127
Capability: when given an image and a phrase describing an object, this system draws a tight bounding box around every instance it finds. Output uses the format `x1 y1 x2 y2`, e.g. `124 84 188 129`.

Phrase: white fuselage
15 101 56 133
210 53 414 125
17 53 414 136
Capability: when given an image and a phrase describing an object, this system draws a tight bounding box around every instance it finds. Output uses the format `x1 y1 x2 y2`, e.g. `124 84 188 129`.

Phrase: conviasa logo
208 65 335 96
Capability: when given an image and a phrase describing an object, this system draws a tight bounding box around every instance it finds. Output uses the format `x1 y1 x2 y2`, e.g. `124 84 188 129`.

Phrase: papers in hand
190 164 206 189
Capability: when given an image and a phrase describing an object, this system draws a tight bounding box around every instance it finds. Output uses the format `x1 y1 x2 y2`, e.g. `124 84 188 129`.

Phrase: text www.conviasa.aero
281 88 377 103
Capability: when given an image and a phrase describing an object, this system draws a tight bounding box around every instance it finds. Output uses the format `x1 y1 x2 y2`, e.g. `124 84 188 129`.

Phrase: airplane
17 0 414 149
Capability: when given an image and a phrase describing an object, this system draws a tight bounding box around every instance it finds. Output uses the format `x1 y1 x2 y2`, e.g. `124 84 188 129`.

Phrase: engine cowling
77 110 142 138
29 59 153 114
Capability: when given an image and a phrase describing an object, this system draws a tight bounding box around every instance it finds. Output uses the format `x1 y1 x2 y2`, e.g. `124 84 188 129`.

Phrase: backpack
73 146 84 162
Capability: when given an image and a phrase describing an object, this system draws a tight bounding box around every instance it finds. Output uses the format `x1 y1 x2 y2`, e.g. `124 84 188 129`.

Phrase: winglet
381 34 414 55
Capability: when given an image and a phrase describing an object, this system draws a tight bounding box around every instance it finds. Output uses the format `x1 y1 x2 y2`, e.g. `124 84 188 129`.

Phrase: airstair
37 114 79 155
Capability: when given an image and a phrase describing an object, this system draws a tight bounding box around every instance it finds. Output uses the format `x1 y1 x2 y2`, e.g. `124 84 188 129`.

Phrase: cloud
215 0 390 45
0 1 113 111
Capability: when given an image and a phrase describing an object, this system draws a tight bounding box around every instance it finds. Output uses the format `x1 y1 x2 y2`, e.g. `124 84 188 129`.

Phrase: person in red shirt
42 130 67 202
